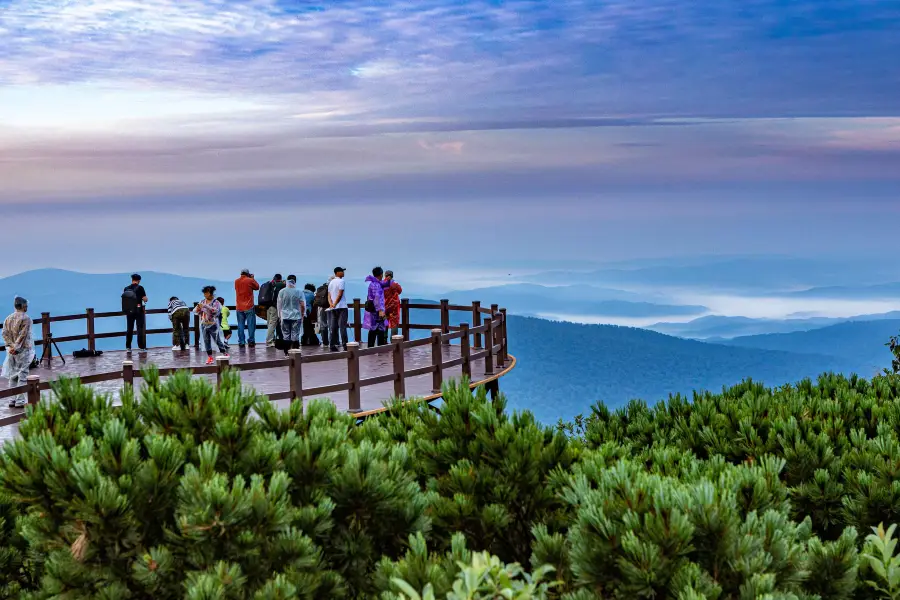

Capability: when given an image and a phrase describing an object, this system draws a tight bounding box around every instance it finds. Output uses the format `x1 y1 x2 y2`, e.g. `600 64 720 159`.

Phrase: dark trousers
126 310 146 350
171 308 190 349
329 308 348 349
367 329 387 347
301 312 319 346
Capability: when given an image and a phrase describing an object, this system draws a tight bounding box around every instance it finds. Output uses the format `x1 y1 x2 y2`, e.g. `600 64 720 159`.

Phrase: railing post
123 360 134 386
460 323 471 380
484 317 494 375
431 328 443 393
472 301 482 348
353 299 362 344
86 308 96 352
347 342 361 413
500 308 508 366
392 335 406 399
26 375 40 406
216 355 229 389
40 312 51 363
289 348 303 402
401 298 410 341
440 299 450 344
193 302 200 349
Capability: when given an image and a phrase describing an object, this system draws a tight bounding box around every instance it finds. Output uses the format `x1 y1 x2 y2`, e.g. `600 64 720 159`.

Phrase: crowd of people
123 266 404 364
1 267 404 407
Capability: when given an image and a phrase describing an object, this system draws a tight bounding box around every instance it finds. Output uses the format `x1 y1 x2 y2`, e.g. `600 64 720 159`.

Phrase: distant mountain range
713 320 900 376
648 311 900 340
499 316 870 424
520 257 900 293
437 284 705 318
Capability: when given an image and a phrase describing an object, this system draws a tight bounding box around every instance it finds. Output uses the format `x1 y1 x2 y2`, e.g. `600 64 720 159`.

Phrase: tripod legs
41 336 67 366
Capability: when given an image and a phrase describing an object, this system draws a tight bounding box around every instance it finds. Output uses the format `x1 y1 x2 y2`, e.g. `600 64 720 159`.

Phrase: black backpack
121 286 139 314
314 284 329 308
258 281 275 307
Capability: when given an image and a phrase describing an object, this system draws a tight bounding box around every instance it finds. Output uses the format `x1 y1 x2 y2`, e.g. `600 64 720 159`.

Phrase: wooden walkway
0 343 514 443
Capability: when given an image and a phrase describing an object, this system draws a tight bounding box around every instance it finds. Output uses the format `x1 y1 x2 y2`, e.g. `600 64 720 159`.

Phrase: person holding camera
3 296 35 408
234 268 260 348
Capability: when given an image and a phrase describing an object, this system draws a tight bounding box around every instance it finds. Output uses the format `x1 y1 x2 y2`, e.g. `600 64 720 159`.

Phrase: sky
1 0 899 279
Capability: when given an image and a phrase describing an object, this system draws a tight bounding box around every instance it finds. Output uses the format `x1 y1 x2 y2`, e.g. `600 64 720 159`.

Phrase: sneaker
7 398 16 408
330 346 339 352
205 356 214 365
220 353 230 359
139 348 148 352
238 344 246 348
172 345 180 351
248 342 256 348
12 398 26 408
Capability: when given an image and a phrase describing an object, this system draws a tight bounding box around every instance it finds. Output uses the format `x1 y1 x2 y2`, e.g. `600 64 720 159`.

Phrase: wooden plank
359 372 397 388
302 382 352 397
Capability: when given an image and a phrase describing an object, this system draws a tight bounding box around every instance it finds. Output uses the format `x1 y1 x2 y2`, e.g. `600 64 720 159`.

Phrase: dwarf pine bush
3 368 900 598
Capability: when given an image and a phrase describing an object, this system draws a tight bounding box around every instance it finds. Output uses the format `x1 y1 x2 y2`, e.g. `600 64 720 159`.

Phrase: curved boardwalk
0 299 512 442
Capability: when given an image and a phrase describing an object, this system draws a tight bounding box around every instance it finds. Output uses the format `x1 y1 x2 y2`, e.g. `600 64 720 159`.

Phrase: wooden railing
0 299 511 428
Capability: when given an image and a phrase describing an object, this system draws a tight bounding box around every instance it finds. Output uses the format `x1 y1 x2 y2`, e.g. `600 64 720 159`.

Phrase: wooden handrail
0 301 511 429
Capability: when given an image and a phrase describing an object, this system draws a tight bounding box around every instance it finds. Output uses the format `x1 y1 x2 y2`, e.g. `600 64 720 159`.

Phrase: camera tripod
41 334 66 366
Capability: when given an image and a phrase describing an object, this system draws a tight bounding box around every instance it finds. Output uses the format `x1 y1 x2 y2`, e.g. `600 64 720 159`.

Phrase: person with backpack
259 274 286 348
314 279 331 347
301 283 319 346
193 286 230 365
167 296 191 351
3 296 35 408
122 274 148 352
234 269 260 348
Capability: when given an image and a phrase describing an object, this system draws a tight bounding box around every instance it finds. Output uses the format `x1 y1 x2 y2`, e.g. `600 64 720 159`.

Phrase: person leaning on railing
167 297 191 352
3 296 35 408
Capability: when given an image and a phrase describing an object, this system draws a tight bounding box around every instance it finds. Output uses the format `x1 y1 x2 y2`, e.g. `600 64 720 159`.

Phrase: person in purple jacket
363 266 389 347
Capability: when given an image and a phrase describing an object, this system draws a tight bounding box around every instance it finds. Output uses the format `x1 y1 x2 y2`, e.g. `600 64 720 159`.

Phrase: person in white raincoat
3 296 35 408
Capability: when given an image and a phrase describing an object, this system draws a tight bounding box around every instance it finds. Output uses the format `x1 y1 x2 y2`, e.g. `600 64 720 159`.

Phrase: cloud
0 0 898 199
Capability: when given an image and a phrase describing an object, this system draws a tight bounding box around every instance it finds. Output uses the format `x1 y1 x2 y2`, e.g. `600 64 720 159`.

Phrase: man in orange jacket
234 268 260 348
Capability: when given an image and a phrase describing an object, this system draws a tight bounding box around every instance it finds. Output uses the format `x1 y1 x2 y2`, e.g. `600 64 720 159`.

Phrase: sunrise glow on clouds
0 0 898 203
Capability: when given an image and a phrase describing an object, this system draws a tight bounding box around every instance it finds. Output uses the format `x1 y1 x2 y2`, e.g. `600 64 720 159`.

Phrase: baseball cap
241 268 250 275
333 266 346 274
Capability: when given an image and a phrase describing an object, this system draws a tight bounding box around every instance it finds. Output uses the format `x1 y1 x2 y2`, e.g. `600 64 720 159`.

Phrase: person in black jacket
123 274 148 352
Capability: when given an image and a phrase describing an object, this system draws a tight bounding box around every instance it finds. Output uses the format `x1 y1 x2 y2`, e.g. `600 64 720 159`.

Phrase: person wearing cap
234 268 260 348
276 275 305 355
3 296 35 408
327 267 348 351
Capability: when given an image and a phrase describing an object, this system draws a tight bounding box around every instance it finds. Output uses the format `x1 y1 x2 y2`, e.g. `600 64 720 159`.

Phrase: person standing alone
328 267 348 351
194 286 230 365
234 269 259 348
3 296 35 408
122 274 148 352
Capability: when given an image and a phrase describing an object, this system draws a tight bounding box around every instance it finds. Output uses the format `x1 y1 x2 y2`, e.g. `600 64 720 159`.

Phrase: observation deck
0 299 513 442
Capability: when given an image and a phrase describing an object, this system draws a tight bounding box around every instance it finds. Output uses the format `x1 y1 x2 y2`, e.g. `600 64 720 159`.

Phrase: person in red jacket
234 268 260 348
383 270 403 339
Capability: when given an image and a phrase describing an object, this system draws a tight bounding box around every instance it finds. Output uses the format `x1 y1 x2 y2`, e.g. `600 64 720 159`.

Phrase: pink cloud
418 140 465 154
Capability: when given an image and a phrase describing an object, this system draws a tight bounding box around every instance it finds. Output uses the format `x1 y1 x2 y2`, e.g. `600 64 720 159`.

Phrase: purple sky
0 0 898 278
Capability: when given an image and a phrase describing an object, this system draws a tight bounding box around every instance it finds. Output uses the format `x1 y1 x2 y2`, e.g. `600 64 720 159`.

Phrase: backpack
314 284 329 309
122 285 139 314
258 281 275 307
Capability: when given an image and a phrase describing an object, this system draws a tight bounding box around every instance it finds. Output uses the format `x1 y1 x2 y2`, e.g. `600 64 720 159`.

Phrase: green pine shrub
576 373 900 541
357 378 575 566
5 366 900 598
0 368 429 599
